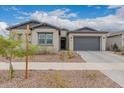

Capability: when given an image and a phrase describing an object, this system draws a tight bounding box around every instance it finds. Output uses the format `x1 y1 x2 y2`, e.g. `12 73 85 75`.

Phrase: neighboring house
7 20 107 51
107 31 124 50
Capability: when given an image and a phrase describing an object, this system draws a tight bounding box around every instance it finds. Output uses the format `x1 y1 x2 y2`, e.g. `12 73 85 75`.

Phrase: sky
0 5 124 36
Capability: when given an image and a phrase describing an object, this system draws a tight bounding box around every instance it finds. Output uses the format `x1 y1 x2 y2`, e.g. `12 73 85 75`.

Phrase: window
38 33 53 45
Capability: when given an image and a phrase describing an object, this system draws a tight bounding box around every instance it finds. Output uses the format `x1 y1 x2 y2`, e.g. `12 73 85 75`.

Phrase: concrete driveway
77 51 124 63
77 51 124 87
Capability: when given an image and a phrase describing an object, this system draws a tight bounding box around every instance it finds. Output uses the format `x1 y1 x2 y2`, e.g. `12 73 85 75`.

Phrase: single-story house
7 20 108 51
107 31 124 50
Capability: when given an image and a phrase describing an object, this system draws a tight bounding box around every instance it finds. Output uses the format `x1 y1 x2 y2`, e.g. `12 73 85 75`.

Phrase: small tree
112 43 119 52
0 34 22 79
0 29 39 79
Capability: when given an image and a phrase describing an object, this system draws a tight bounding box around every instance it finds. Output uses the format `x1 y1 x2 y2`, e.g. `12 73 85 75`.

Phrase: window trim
38 32 53 45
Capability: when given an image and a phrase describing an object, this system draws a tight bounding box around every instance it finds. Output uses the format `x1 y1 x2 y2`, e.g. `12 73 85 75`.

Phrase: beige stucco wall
122 34 124 47
60 30 67 37
10 29 27 47
68 33 107 51
31 28 60 51
106 35 122 50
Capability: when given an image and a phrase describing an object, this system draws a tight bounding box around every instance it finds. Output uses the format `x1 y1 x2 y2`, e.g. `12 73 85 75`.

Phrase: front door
61 37 66 50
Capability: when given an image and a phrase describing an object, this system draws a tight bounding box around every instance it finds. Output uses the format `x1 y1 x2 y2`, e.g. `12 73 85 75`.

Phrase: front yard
0 70 121 88
0 51 85 63
112 51 124 57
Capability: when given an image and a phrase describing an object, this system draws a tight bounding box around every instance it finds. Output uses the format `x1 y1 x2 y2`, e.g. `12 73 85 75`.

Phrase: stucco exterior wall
68 33 107 51
31 28 60 51
122 34 124 47
10 29 27 47
60 30 67 37
107 35 122 50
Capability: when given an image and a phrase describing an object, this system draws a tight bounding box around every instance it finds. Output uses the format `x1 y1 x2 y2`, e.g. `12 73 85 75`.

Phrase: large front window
38 32 53 45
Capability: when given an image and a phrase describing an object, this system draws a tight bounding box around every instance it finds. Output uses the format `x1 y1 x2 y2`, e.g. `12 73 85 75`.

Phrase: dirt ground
0 70 121 88
112 51 124 56
0 52 85 63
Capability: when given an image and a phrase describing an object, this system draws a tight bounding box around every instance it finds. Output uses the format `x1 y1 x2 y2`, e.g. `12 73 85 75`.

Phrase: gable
7 20 40 30
30 23 61 30
74 27 98 32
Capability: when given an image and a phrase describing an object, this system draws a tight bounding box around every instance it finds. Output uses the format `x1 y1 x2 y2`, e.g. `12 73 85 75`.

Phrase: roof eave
68 31 108 34
6 20 40 30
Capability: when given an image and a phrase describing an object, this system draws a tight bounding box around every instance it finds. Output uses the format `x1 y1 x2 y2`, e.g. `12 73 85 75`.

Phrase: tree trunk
25 25 29 79
9 57 14 79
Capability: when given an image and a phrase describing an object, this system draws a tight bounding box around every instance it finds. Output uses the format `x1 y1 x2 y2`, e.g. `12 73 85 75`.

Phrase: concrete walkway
1 62 124 70
77 51 124 88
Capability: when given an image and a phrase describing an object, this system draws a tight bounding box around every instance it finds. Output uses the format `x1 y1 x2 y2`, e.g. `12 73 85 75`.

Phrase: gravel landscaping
0 70 121 88
0 52 85 63
112 51 124 56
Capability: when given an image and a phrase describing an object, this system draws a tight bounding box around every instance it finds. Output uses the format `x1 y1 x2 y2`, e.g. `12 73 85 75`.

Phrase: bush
112 43 120 52
59 51 65 61
36 47 57 55
121 46 124 55
86 73 97 80
67 50 75 59
43 72 71 88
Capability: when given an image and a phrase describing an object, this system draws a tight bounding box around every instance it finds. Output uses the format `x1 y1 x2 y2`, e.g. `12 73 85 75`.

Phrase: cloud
0 22 9 36
16 16 26 20
96 6 101 9
108 5 124 9
31 11 78 30
3 6 124 32
11 6 19 11
17 11 32 16
66 13 77 18
1 6 19 11
48 8 69 17
48 8 78 18
30 7 124 31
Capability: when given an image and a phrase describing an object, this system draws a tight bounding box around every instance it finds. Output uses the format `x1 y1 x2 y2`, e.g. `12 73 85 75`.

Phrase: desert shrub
67 50 75 59
59 51 65 61
43 72 71 88
112 43 120 52
86 73 97 80
121 46 124 55
36 47 57 55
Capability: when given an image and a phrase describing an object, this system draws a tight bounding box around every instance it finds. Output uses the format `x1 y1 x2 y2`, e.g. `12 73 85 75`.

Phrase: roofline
107 34 122 37
68 31 108 34
74 27 98 32
107 31 124 37
60 28 70 31
6 20 40 30
30 23 61 30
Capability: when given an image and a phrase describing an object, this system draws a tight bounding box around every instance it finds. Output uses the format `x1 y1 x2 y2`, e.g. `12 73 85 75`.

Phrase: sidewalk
1 62 124 70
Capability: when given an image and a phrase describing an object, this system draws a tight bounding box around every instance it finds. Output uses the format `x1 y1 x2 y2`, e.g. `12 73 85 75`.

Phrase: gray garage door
74 36 100 51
